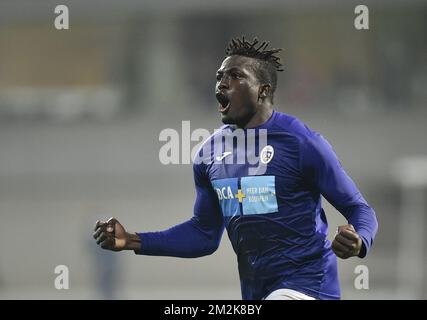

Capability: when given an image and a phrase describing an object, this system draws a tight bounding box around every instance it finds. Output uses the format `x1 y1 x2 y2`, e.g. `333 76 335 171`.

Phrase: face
215 55 262 127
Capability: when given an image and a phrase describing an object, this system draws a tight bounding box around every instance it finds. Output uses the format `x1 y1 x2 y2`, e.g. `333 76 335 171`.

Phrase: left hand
332 224 362 259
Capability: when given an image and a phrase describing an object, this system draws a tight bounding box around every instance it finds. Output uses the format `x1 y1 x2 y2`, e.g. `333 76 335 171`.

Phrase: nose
218 76 229 91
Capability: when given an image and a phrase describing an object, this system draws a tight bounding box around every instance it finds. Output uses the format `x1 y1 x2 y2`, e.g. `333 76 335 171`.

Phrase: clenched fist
332 224 363 259
93 217 141 251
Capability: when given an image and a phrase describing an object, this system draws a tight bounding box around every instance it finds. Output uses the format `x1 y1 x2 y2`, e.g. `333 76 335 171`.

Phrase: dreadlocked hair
225 36 283 102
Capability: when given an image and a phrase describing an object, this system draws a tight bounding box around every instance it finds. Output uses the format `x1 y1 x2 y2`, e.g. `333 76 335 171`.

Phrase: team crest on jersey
260 145 274 164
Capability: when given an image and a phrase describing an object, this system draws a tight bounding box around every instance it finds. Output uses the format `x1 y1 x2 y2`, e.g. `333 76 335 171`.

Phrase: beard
220 113 235 124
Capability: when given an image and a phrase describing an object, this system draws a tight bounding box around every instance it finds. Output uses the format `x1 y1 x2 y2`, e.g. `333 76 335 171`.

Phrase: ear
258 84 271 101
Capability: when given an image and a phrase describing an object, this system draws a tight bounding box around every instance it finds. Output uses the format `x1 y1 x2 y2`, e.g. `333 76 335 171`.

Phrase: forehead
218 55 257 73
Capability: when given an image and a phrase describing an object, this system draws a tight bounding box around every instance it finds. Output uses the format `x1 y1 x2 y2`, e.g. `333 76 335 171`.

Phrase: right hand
93 217 128 251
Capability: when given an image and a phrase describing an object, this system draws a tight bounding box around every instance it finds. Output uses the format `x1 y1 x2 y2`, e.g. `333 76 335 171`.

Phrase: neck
240 103 273 129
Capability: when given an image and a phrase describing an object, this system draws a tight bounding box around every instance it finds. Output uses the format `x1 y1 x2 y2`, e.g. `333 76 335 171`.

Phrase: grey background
0 0 426 299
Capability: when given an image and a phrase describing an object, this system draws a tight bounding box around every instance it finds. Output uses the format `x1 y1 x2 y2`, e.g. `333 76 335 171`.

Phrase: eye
231 72 242 79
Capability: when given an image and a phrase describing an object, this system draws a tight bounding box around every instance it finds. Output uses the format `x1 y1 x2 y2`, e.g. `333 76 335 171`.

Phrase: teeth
219 102 230 113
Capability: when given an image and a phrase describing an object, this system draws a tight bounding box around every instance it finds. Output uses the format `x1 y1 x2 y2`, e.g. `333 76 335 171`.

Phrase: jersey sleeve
300 132 378 258
135 162 225 258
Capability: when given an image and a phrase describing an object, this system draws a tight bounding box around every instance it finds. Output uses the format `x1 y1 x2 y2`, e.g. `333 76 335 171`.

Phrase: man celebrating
93 36 378 300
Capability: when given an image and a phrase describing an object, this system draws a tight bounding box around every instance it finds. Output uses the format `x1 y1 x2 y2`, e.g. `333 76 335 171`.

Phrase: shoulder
192 124 232 169
271 111 320 145
272 111 336 162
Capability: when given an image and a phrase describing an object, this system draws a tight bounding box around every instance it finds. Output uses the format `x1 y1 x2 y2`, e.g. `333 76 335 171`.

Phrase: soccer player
93 36 378 300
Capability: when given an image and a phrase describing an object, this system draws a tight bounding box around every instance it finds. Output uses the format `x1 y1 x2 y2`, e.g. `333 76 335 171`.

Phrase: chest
207 132 301 183
206 133 305 212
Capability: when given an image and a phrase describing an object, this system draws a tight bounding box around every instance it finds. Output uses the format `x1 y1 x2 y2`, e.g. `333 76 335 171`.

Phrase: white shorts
264 288 316 300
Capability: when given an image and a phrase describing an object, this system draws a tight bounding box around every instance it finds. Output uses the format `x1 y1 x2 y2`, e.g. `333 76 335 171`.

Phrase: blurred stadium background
0 0 426 299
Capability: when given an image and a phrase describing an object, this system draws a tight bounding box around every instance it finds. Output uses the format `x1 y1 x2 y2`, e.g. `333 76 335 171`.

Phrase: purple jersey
137 110 378 300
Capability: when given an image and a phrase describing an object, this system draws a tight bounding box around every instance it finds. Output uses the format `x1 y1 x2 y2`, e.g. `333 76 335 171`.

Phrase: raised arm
301 132 378 259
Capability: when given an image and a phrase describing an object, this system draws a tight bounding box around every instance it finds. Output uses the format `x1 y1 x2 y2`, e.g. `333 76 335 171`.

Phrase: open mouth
216 92 230 114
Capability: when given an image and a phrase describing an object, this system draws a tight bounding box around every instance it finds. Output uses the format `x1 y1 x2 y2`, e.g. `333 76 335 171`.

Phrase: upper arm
192 163 224 239
300 133 368 212
300 133 378 257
